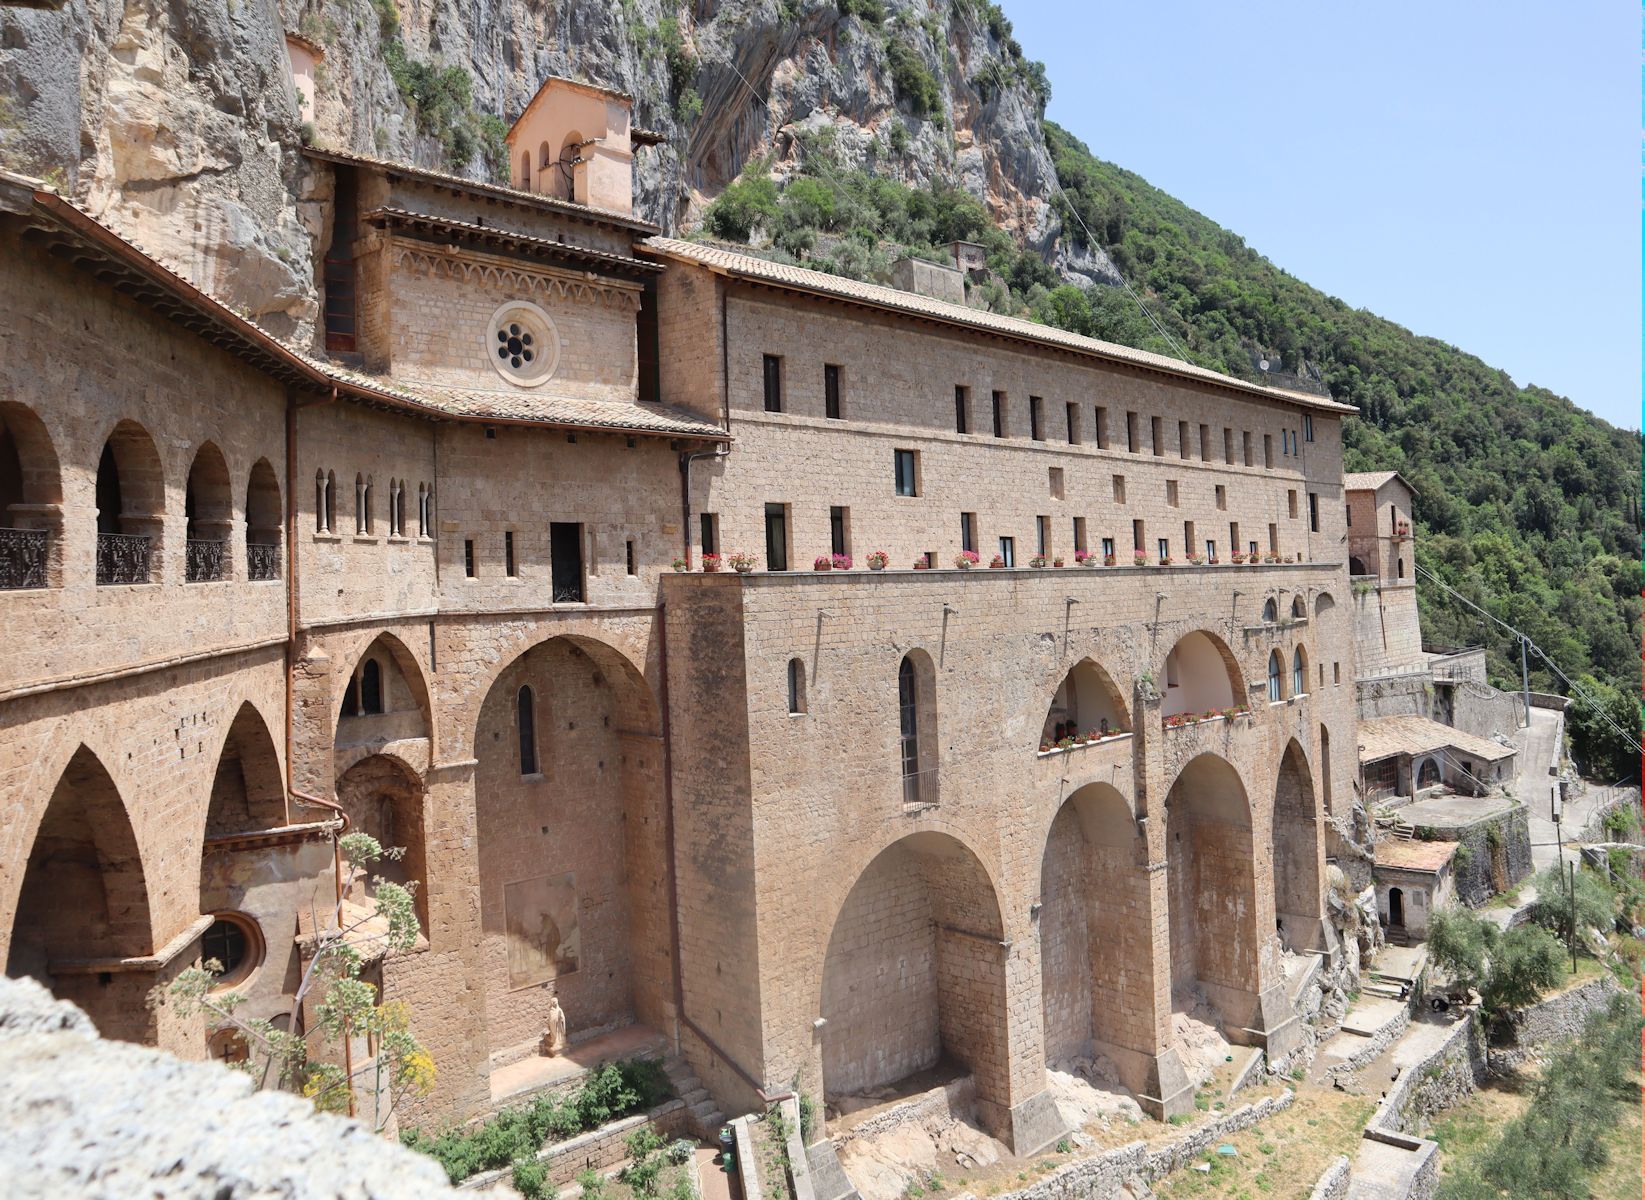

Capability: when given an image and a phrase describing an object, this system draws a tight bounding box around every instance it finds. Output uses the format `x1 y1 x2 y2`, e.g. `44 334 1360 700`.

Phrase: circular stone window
485 300 561 387
201 912 264 991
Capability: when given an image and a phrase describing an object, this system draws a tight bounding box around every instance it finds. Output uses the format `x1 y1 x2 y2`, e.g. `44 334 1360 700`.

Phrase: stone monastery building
0 76 1365 1156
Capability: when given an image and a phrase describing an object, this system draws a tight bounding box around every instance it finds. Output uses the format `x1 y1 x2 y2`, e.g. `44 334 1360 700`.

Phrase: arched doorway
474 636 671 1063
184 442 232 582
1387 887 1405 928
1039 784 1153 1092
95 420 165 584
1272 740 1322 953
1417 758 1441 789
6 747 155 1041
1166 754 1261 1040
245 458 281 580
820 833 1010 1119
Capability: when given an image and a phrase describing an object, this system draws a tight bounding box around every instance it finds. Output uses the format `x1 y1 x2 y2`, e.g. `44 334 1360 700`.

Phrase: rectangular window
1304 413 1315 443
1166 479 1179 507
1309 492 1320 533
960 512 977 553
1282 428 1290 456
1125 411 1139 453
764 503 789 571
762 354 782 412
1264 433 1274 468
1049 466 1065 499
1101 536 1115 558
1333 662 1341 685
1230 521 1240 552
1249 539 1259 559
1073 516 1088 554
625 538 637 576
1065 401 1080 444
504 531 516 577
997 536 1015 567
1223 428 1234 464
1132 519 1145 553
1030 395 1044 441
1199 423 1212 462
955 385 970 434
549 522 583 602
1113 474 1126 503
1157 537 1170 561
1215 484 1227 510
1178 420 1191 460
1095 406 1109 449
1036 515 1049 557
824 363 842 419
894 449 919 497
463 538 476 578
700 512 719 556
1206 539 1217 562
1346 504 1353 527
1243 431 1254 467
992 390 1006 437
1150 415 1164 456
1268 522 1279 555
1288 489 1299 519
1183 520 1195 554
830 505 850 556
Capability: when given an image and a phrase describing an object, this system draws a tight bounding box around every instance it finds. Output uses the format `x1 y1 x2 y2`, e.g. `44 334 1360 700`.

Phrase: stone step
680 1086 709 1107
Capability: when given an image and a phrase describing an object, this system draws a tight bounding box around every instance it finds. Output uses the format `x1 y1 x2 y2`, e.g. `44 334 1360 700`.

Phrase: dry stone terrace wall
663 561 1353 1133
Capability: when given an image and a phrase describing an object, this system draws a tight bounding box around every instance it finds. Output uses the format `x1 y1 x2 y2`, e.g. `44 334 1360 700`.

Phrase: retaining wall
1307 1154 1351 1200
1491 976 1622 1072
458 1098 691 1192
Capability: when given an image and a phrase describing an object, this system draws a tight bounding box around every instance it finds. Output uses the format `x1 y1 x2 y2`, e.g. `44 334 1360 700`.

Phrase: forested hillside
1039 123 1640 772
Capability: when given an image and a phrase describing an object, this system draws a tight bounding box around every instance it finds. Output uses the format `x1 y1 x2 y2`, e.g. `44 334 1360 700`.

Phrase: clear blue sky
1005 0 1640 430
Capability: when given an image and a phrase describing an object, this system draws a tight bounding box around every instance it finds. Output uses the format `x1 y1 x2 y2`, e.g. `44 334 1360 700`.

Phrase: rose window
484 300 561 387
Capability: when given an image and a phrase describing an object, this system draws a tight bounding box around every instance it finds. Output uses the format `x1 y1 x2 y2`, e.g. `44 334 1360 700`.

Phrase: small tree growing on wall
155 831 434 1132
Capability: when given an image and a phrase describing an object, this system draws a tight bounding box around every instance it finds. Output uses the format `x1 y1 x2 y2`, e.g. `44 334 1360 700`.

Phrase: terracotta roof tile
1344 470 1417 495
375 381 726 438
1374 839 1460 873
1358 715 1517 764
642 237 1359 415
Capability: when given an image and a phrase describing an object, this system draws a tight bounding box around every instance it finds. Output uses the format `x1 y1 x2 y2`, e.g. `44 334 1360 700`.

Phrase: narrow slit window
824 364 842 419
504 531 516 577
787 658 807 715
518 686 538 774
762 354 783 412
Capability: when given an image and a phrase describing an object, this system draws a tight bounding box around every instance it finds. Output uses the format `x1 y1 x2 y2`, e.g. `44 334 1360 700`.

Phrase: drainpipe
655 601 788 1109
678 448 730 566
285 385 356 1116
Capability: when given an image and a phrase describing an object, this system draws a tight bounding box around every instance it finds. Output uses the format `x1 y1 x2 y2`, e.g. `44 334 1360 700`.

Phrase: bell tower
505 77 635 214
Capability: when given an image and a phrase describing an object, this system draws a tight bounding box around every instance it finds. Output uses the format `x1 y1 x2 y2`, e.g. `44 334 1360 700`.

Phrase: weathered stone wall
1352 583 1423 679
456 1098 692 1193
1308 1154 1352 1200
1492 977 1622 1071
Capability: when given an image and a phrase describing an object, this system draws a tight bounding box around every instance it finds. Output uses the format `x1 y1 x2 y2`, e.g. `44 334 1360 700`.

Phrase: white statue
540 994 567 1057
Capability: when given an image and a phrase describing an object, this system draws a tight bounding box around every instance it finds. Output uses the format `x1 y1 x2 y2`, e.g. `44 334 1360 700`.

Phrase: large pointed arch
1161 630 1244 718
819 832 1009 1117
6 746 155 1040
1273 739 1322 953
203 702 287 837
335 631 433 754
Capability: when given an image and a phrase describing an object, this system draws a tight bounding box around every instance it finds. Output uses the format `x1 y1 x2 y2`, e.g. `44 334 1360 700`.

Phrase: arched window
519 151 531 189
787 658 807 715
899 657 920 805
1292 647 1307 697
1397 557 1405 579
95 422 165 585
185 444 231 583
1262 597 1277 623
1348 556 1367 576
1267 651 1284 702
1292 595 1307 618
518 685 538 775
360 658 384 715
246 459 281 580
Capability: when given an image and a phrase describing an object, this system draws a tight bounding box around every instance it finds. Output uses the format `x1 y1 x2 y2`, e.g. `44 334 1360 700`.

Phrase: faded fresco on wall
504 872 580 988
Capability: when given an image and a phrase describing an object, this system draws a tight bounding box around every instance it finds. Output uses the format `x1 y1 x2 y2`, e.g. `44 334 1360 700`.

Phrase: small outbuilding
1373 838 1459 939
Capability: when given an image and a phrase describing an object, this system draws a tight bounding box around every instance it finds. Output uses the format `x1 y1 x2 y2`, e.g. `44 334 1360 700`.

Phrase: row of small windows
314 471 433 539
0 412 284 589
756 354 1315 466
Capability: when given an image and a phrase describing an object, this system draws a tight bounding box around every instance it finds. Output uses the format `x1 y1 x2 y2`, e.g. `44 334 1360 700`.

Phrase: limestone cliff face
0 0 1116 345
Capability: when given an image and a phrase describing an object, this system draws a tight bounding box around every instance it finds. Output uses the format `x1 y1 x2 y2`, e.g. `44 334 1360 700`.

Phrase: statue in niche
539 993 567 1057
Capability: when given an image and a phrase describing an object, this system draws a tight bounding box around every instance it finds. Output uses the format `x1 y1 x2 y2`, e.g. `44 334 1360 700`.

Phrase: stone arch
1292 645 1309 697
1038 783 1156 1092
335 753 428 933
0 401 62 588
335 632 433 756
898 648 939 807
1417 756 1441 789
1348 555 1368 576
185 442 233 582
6 746 156 1041
1165 754 1261 1038
1267 649 1285 702
1273 739 1322 953
245 458 281 578
1261 597 1277 623
473 634 671 1062
1291 594 1307 619
819 831 1010 1120
203 702 287 837
1161 630 1243 718
1041 658 1129 746
96 418 165 582
1314 593 1336 619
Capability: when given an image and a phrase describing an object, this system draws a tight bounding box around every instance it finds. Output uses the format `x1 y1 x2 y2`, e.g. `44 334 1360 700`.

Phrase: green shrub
705 172 781 242
885 40 941 118
512 1156 549 1200
837 0 885 24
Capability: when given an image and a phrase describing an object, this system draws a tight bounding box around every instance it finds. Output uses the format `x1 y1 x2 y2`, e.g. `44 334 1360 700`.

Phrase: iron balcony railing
186 539 227 583
0 527 47 589
96 532 151 585
247 542 280 581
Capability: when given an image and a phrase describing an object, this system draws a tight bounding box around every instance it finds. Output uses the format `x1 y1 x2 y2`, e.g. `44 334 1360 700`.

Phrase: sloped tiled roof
303 147 659 234
375 382 725 437
1375 839 1460 873
642 237 1359 415
1343 470 1417 495
1358 715 1517 764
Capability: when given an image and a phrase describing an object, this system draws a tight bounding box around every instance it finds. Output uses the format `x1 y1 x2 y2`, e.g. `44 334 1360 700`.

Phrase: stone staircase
661 1053 726 1141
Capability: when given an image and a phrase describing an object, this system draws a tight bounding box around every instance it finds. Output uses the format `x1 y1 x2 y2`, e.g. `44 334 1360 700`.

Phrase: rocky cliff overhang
642 237 1359 417
0 171 724 443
